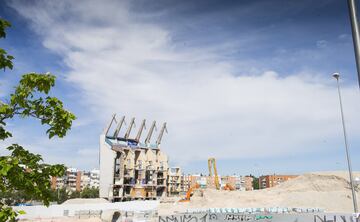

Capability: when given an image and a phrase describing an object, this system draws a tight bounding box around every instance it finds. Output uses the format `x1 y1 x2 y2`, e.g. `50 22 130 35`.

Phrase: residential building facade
259 174 298 189
167 167 182 196
51 168 100 192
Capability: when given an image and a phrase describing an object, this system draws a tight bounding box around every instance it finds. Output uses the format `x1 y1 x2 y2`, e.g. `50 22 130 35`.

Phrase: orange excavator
224 183 235 191
179 183 200 202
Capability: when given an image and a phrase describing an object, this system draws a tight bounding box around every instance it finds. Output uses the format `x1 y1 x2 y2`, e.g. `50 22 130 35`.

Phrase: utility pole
347 0 360 88
333 73 358 213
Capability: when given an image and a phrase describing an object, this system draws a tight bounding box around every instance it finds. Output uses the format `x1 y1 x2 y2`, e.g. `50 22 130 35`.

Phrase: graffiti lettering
209 214 218 220
255 215 273 220
224 214 253 221
159 214 208 222
314 215 360 222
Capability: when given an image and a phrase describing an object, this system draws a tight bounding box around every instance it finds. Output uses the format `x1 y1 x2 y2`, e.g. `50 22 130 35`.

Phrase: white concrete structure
100 133 116 199
14 200 159 220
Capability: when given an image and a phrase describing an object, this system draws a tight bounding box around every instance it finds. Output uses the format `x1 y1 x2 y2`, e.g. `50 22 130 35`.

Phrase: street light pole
333 73 358 213
347 0 360 88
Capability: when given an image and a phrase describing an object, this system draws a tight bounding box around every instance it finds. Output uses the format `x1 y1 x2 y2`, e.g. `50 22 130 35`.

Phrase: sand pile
158 171 360 215
272 174 352 192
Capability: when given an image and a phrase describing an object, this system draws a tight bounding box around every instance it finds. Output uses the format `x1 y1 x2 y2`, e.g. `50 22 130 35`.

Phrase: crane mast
135 119 146 142
156 122 167 146
113 116 125 138
124 117 135 139
145 121 156 145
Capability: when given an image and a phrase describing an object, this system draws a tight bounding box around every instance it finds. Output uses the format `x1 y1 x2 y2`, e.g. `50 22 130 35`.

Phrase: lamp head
332 72 340 80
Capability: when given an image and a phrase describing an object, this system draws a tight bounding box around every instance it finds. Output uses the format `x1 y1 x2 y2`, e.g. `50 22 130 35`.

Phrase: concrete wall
159 213 360 222
14 200 159 220
99 134 116 199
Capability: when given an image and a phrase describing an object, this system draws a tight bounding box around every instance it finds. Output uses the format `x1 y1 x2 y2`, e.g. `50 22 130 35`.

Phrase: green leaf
0 19 11 38
18 210 26 215
0 18 75 221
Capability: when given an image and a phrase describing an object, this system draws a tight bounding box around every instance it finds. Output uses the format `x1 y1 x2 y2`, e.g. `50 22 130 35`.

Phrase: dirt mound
271 173 351 192
158 171 360 215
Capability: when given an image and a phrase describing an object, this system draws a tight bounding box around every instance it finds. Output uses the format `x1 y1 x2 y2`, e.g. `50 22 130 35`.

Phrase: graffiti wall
159 213 360 222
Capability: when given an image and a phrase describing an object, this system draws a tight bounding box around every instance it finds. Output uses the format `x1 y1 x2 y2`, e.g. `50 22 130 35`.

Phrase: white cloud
9 0 360 167
316 40 328 49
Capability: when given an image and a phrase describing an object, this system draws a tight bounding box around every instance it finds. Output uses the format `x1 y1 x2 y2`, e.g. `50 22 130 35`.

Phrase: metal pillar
333 73 358 213
348 0 360 88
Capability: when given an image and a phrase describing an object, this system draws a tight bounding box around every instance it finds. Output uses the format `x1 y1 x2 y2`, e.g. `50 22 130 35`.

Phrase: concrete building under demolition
100 115 169 201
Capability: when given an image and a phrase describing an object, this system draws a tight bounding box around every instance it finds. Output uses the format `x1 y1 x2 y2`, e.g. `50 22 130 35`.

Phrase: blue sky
1 0 360 176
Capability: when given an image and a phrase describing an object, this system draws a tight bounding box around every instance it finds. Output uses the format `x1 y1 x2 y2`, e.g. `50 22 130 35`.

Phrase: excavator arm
179 183 200 202
208 158 220 190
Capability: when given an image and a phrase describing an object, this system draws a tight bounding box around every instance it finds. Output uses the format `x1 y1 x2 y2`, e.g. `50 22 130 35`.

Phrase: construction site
99 115 256 202
14 114 360 221
97 114 360 210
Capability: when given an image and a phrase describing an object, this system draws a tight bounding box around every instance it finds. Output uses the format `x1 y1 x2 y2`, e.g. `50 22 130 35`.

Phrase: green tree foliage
0 18 76 221
0 19 14 71
56 188 70 204
80 187 99 198
249 174 259 190
69 191 81 199
49 188 69 204
0 190 32 206
2 187 100 206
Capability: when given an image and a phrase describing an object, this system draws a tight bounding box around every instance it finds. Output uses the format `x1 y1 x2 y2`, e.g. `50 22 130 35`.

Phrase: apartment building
66 168 82 191
219 175 253 190
180 174 191 192
51 168 100 191
259 174 298 189
81 171 91 189
185 174 253 191
167 167 182 196
90 169 100 188
51 175 66 190
100 116 169 201
244 176 254 191
51 168 81 191
221 175 236 189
